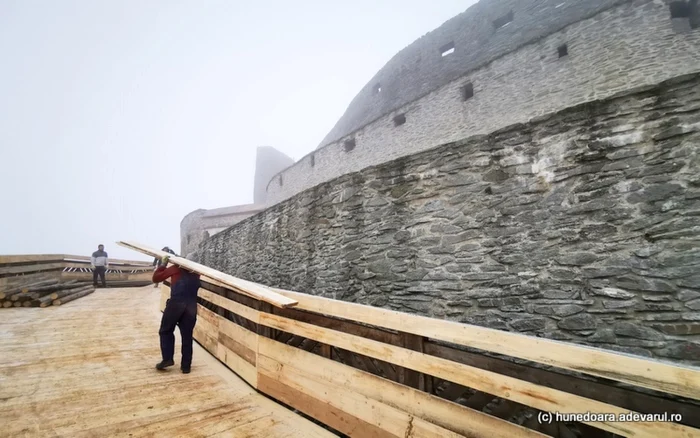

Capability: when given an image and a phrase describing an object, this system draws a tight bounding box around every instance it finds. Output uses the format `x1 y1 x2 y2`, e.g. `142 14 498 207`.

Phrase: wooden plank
258 301 273 338
258 373 389 438
259 337 544 438
216 343 258 388
258 354 464 438
273 287 700 401
217 311 258 352
426 342 700 428
0 262 65 276
320 343 332 359
399 332 423 390
0 254 66 264
219 333 257 366
53 288 95 306
192 319 218 353
195 302 259 387
274 305 400 345
257 311 699 438
196 303 221 329
198 288 260 323
117 241 297 308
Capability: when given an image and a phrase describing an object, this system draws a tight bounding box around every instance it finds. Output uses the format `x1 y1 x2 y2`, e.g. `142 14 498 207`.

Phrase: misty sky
0 0 474 261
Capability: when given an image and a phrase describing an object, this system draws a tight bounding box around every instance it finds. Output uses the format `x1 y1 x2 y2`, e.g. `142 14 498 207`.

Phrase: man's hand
161 256 170 266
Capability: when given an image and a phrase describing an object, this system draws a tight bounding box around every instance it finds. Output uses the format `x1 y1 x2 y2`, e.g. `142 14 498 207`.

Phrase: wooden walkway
0 287 336 438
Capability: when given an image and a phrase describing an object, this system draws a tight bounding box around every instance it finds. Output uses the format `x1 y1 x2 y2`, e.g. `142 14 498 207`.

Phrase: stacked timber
0 279 95 308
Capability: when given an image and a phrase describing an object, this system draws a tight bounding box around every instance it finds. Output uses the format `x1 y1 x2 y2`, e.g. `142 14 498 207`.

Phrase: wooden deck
0 287 336 438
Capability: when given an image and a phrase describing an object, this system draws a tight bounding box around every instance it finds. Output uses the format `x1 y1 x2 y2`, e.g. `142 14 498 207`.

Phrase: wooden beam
257 302 273 338
274 305 400 345
216 343 258 388
258 353 464 438
53 288 94 306
0 254 66 264
258 339 545 438
0 263 64 276
45 285 93 303
320 343 332 359
426 342 700 429
0 279 58 299
273 287 700 401
198 288 260 324
193 303 259 388
256 311 699 438
399 332 426 391
116 241 297 308
258 373 388 438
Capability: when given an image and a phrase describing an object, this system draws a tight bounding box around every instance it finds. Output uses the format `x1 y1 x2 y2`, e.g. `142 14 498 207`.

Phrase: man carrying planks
153 254 201 374
90 244 109 288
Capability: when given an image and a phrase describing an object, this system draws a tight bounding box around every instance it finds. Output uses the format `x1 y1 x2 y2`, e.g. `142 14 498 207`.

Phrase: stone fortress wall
265 0 700 206
197 73 700 365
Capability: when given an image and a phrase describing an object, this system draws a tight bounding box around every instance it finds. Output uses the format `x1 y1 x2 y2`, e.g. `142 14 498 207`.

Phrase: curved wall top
317 0 626 148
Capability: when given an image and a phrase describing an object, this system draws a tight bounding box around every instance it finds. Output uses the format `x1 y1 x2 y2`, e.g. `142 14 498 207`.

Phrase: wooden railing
159 279 700 438
0 254 153 287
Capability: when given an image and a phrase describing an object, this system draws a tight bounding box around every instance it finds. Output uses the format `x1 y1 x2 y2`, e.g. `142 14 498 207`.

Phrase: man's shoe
155 360 175 370
181 367 191 374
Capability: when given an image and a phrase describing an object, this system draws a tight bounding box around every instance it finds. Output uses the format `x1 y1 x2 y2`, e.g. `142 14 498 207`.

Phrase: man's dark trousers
159 299 197 369
92 266 106 287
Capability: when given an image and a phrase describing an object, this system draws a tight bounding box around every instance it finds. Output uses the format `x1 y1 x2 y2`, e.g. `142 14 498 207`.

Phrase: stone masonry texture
266 0 700 207
198 74 700 366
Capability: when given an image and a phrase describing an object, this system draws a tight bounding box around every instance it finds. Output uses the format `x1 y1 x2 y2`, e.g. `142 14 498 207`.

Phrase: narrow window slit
344 138 356 152
558 44 568 58
440 42 455 57
462 82 474 101
493 11 514 29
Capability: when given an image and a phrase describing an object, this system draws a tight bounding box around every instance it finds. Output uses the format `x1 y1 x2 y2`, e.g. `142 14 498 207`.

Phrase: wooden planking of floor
0 287 336 438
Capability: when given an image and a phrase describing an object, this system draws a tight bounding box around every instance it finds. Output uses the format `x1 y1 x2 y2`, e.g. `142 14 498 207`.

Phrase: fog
0 0 474 260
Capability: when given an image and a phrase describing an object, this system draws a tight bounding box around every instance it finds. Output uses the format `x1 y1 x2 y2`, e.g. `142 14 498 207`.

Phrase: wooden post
257 301 273 339
398 332 432 393
320 343 332 360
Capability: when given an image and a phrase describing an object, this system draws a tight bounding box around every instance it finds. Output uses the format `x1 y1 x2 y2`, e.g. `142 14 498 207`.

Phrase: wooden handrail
0 254 151 266
269 288 700 402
